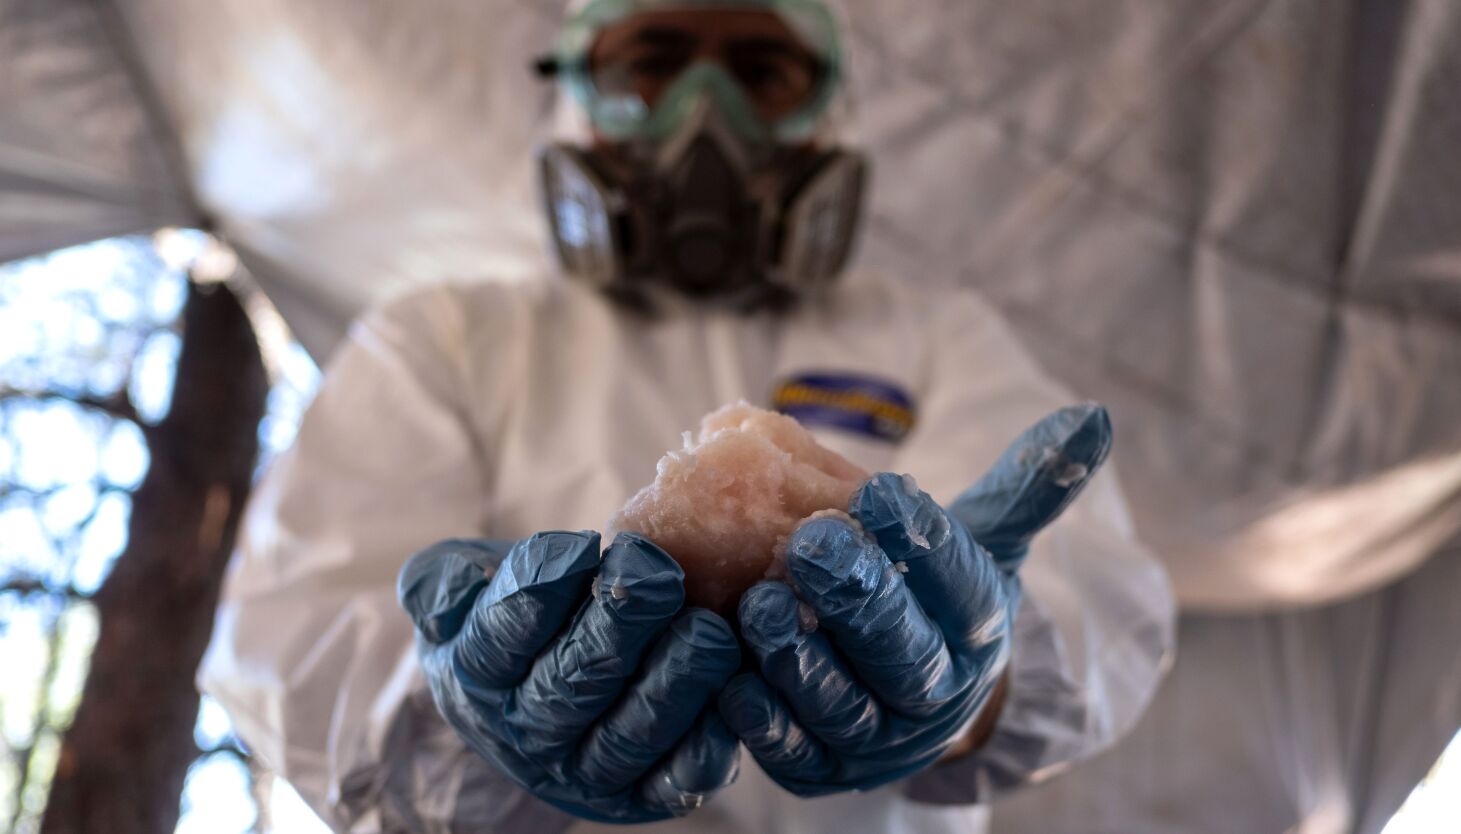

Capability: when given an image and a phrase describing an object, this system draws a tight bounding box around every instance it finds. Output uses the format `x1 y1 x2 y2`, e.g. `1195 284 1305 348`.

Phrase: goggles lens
558 0 842 142
588 10 826 124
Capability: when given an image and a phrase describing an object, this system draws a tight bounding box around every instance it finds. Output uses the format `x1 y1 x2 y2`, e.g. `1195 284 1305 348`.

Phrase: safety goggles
539 0 844 143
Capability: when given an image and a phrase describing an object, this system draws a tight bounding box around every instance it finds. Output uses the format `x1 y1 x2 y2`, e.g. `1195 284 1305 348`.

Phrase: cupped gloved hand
398 531 742 824
718 404 1112 796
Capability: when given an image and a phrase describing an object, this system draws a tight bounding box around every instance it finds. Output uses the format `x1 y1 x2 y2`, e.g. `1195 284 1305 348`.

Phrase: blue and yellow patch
772 372 915 443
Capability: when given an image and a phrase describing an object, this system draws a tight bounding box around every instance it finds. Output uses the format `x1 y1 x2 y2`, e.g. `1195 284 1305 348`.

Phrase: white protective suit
199 270 1174 833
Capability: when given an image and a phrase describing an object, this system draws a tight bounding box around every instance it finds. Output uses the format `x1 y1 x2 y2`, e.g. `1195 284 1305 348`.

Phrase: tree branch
0 578 90 601
0 387 142 425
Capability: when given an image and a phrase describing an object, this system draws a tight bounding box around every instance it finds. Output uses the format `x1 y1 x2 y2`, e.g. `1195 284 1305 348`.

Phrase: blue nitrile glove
398 531 743 824
718 404 1112 796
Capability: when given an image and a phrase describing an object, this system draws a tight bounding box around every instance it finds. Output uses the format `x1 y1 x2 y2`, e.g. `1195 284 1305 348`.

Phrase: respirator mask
537 0 867 309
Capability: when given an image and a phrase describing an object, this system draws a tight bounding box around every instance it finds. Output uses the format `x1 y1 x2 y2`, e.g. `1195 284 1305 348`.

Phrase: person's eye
629 52 690 79
736 61 790 89
732 57 814 108
741 59 809 97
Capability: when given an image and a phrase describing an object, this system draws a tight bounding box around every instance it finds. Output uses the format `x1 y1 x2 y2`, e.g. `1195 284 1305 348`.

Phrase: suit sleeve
197 286 575 833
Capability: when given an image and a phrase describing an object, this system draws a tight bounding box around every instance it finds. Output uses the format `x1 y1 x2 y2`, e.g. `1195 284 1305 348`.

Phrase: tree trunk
41 281 268 834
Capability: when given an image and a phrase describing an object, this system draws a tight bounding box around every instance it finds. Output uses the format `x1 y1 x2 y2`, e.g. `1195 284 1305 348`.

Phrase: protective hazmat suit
200 275 1173 833
198 1 1174 831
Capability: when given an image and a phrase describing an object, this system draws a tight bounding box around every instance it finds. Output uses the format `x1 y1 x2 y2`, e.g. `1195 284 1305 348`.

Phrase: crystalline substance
609 402 869 617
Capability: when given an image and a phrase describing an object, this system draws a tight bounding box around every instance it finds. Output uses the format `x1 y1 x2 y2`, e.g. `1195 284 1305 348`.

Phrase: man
199 1 1173 831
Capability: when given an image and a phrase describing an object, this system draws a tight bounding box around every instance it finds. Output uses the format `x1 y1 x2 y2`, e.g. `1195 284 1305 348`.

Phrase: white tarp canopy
3 0 1458 611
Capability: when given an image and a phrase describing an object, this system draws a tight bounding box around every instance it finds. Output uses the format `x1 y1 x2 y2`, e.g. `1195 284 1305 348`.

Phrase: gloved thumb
947 403 1113 573
397 539 513 644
